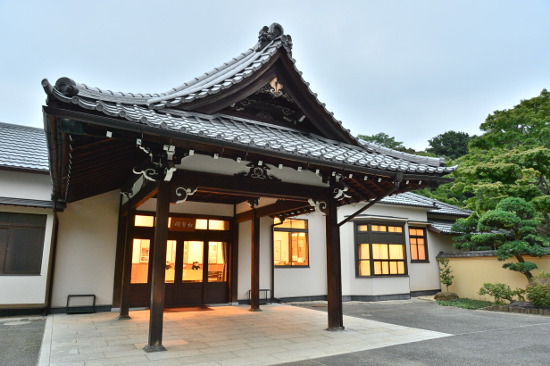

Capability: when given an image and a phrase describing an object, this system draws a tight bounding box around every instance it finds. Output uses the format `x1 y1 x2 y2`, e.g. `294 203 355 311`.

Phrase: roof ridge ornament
55 77 79 97
256 23 293 55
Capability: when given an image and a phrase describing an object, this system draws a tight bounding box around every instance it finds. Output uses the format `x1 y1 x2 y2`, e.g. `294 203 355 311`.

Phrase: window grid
274 219 309 267
409 227 428 262
355 222 407 277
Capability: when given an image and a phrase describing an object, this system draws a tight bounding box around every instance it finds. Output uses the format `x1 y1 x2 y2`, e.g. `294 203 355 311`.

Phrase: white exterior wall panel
0 170 51 200
273 214 327 299
51 190 120 308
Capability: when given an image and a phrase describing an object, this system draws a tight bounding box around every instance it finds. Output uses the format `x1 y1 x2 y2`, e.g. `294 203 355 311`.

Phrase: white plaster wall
51 190 120 307
0 170 51 200
0 205 54 306
408 231 456 292
237 217 272 301
273 213 327 299
139 198 234 217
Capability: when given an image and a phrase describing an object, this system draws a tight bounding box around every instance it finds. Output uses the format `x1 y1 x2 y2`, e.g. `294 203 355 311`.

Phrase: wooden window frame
354 221 408 277
409 227 429 263
0 212 46 275
273 219 309 268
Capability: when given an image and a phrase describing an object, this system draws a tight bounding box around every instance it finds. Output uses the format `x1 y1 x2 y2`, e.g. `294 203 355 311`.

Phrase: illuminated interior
274 219 309 266
409 227 427 261
358 243 406 276
131 238 150 283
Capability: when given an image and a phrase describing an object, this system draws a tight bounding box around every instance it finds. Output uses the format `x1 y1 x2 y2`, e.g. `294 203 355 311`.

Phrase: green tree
453 197 549 281
450 89 550 234
357 132 416 153
426 131 472 160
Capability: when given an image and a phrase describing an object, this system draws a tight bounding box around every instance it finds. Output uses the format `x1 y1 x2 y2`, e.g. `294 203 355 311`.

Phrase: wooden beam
235 200 312 223
144 182 170 353
121 181 158 214
172 170 330 202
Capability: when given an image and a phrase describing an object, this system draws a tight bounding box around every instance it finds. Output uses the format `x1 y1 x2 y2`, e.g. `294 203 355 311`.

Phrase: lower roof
0 122 49 173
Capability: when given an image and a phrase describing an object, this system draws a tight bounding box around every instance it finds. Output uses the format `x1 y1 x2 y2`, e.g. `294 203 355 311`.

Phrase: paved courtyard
37 303 448 366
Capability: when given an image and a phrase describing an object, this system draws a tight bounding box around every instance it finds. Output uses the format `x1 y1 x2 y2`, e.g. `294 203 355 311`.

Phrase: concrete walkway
38 304 449 366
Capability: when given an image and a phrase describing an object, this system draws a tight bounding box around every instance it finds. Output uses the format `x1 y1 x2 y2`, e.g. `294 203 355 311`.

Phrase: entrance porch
38 304 448 365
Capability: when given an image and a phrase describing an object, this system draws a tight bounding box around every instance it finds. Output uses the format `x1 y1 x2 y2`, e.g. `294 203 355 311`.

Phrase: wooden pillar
230 217 239 304
250 203 261 311
144 182 170 352
325 198 345 330
118 210 134 320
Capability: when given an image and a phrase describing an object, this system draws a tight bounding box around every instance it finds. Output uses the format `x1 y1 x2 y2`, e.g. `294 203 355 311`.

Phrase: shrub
478 283 525 304
526 272 550 308
438 258 454 292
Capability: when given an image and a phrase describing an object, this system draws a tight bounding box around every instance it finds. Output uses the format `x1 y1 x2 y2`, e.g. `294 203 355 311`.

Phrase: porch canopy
42 23 456 352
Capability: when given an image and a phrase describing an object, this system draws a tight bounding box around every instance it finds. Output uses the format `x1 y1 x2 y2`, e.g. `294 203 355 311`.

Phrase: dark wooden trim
112 198 126 309
121 181 158 214
325 195 344 330
118 210 135 319
144 182 169 352
249 207 261 311
235 200 311 223
45 212 60 315
230 209 239 303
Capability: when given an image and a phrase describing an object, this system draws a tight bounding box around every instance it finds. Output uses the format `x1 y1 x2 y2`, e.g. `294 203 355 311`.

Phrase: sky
0 0 549 151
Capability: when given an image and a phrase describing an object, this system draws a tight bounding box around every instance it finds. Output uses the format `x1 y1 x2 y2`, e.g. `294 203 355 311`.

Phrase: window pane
274 221 308 266
389 245 404 260
358 244 370 259
417 245 426 260
274 231 290 265
277 218 307 229
195 219 208 230
397 261 405 274
381 261 389 274
135 215 154 227
372 244 388 259
389 261 398 274
208 241 227 282
209 220 229 231
293 233 308 265
374 261 382 275
4 228 44 274
372 225 387 232
359 260 371 276
357 225 369 232
183 241 203 282
165 240 177 283
131 239 149 284
411 247 418 260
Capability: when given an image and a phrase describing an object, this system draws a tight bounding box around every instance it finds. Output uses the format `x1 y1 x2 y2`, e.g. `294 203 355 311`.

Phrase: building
0 122 55 315
3 23 463 351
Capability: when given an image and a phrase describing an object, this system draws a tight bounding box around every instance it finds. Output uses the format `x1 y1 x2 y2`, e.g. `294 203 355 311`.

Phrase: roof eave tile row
42 82 457 177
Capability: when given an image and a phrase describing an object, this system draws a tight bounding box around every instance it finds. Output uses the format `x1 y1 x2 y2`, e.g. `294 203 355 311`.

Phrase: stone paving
38 304 450 366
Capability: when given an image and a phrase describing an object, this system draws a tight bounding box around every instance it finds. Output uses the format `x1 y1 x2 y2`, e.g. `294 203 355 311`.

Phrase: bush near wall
437 250 550 302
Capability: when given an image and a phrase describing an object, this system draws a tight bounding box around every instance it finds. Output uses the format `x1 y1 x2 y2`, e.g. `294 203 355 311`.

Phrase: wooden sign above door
170 217 196 232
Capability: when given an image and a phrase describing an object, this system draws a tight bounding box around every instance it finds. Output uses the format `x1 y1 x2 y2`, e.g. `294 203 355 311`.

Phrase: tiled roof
41 86 457 176
0 122 49 172
429 221 458 234
380 192 471 217
41 23 457 178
